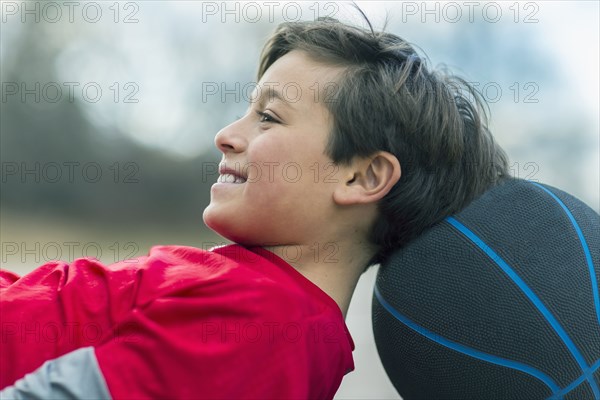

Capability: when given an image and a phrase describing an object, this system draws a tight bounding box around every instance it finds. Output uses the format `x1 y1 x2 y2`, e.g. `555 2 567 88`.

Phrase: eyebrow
250 86 295 110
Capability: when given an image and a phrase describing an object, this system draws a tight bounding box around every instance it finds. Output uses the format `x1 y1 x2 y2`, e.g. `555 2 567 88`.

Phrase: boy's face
203 50 346 246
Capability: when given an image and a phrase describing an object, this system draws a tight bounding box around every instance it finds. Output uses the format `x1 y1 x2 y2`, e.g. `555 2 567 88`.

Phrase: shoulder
144 244 349 341
205 244 338 316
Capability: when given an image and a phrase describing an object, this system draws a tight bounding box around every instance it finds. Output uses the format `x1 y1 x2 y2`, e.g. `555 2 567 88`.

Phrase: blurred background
1 1 598 398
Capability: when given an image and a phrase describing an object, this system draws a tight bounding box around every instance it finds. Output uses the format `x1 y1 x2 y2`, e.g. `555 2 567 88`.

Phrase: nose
214 118 248 154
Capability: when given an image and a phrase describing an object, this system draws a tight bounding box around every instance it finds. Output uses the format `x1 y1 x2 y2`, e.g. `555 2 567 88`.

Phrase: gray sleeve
0 347 112 400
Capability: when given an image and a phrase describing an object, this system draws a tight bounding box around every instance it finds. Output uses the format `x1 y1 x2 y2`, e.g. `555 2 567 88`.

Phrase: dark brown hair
258 17 509 265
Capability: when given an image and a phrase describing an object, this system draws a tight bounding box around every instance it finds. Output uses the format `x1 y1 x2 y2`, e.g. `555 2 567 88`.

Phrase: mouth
218 165 247 184
218 173 247 184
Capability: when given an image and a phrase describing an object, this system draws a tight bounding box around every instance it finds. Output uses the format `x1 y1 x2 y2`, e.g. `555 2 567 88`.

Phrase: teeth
219 173 246 184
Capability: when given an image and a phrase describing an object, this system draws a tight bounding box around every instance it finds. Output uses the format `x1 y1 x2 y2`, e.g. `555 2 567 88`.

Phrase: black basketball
372 178 600 400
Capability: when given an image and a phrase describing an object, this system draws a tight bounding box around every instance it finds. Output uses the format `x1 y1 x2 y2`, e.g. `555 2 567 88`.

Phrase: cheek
246 141 292 183
247 137 288 161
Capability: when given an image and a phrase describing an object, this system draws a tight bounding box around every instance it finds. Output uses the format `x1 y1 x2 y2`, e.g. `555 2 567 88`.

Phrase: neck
264 240 375 318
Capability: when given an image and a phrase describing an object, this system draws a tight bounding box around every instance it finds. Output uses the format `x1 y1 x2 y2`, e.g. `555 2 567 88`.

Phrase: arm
1 246 352 399
0 347 111 400
1 258 140 389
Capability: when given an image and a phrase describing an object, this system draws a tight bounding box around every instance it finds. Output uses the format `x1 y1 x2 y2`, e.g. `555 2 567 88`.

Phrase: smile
218 173 247 184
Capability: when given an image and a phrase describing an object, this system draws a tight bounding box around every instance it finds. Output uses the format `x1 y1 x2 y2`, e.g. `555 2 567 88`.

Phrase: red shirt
0 244 355 399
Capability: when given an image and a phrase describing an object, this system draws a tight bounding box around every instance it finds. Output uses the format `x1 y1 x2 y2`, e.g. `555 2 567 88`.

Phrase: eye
256 111 280 124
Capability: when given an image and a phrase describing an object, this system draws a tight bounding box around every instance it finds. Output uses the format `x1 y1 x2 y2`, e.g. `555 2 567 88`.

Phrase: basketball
373 178 600 399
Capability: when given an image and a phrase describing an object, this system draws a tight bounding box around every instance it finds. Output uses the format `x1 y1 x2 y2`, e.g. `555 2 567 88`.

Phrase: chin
203 208 252 245
202 206 224 237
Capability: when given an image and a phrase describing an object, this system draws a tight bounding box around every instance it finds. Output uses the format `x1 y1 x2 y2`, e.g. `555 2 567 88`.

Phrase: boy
0 17 508 399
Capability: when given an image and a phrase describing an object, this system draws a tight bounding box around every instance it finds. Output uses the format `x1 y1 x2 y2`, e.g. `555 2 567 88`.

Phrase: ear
333 151 401 206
